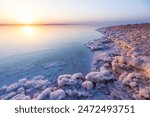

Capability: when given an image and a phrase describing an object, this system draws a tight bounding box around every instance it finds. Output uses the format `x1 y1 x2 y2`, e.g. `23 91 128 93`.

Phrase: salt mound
57 74 77 87
82 81 94 90
49 89 66 100
85 72 102 83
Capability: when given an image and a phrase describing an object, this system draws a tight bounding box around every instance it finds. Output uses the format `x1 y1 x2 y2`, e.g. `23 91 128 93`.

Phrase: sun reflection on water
22 26 35 36
0 25 99 58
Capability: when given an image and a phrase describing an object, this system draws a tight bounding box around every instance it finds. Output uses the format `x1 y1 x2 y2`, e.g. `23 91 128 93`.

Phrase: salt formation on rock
0 23 150 100
87 23 150 99
0 69 117 100
82 81 93 90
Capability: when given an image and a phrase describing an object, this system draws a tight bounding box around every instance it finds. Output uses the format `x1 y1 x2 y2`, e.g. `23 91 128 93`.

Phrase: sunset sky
0 0 150 24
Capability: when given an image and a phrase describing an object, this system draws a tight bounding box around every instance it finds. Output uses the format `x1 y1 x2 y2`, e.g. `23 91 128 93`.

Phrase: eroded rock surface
86 23 150 99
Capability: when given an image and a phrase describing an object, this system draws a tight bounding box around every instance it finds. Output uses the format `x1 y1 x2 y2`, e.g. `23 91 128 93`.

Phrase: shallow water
0 25 102 87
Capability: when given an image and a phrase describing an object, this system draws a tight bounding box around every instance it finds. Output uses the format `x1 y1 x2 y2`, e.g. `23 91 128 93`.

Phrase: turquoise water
0 25 102 87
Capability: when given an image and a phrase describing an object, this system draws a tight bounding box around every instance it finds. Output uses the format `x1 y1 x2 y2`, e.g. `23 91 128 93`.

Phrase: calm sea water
0 25 102 87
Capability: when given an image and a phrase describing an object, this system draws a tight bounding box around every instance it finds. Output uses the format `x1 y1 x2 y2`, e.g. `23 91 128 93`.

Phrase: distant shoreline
0 23 85 26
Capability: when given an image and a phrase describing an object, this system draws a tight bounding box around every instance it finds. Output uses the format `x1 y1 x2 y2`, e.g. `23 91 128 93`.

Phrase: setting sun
13 6 36 24
19 15 33 24
17 12 34 24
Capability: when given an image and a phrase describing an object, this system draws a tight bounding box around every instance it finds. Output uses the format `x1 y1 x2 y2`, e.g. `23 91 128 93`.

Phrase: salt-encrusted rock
0 78 51 98
31 91 42 99
1 92 17 100
86 38 111 51
18 78 27 85
58 78 69 87
65 89 89 98
129 82 137 88
82 81 94 90
58 74 72 81
112 62 131 74
139 88 150 99
127 73 136 79
24 80 35 89
75 91 89 98
49 89 66 100
135 73 144 78
101 76 114 81
100 67 115 81
32 75 45 80
121 72 145 88
25 89 33 95
100 68 111 77
112 62 124 74
96 83 110 95
36 88 52 100
119 72 128 80
115 56 126 64
103 63 110 68
85 72 102 83
24 78 50 89
122 79 129 86
85 71 114 83
126 72 138 83
90 45 109 51
71 73 84 80
65 89 73 97
57 74 77 87
128 57 143 68
17 87 25 93
77 79 83 85
101 39 112 44
0 85 7 95
132 51 142 57
6 83 19 93
52 87 59 91
121 73 136 86
33 79 50 89
11 94 31 100
142 63 150 77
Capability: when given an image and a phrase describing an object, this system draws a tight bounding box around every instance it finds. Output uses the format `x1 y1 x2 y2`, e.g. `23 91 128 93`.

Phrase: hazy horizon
0 0 150 24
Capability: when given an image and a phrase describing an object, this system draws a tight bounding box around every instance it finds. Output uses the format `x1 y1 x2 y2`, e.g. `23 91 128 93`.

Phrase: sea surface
0 25 102 87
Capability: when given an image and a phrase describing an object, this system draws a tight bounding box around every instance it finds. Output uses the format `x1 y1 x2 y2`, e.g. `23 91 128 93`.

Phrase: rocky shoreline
0 23 150 100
